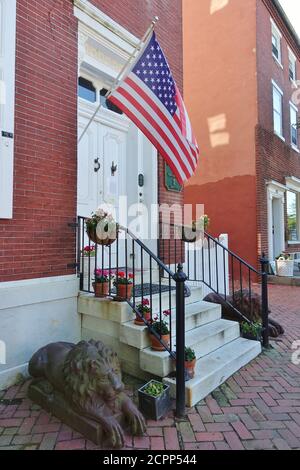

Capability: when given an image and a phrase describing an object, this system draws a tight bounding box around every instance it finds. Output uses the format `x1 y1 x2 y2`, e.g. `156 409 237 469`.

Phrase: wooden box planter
276 259 294 277
138 380 171 421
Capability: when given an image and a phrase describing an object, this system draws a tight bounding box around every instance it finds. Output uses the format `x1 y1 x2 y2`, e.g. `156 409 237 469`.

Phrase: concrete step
120 300 221 350
78 286 203 325
163 337 261 407
139 319 240 377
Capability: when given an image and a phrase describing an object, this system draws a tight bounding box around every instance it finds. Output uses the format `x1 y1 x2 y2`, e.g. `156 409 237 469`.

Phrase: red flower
163 310 171 317
142 298 150 306
128 273 134 279
117 272 125 278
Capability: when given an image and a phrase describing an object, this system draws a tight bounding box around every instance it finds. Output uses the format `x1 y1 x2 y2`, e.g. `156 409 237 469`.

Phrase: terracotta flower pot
150 333 170 351
134 311 151 326
93 281 109 298
185 358 196 379
115 283 133 301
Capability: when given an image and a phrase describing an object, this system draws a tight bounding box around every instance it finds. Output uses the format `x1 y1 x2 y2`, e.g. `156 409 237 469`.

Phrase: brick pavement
0 285 299 450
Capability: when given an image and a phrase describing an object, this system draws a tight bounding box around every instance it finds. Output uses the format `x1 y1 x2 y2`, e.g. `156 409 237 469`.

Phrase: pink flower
153 315 159 322
142 298 150 306
163 310 171 317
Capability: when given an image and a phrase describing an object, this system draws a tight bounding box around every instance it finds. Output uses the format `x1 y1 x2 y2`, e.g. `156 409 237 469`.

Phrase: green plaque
165 164 182 192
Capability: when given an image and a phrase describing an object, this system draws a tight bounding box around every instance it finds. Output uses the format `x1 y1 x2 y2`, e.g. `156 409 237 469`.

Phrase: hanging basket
86 224 117 246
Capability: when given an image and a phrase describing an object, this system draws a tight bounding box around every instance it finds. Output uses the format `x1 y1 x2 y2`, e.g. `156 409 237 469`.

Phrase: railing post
260 253 269 348
174 263 188 419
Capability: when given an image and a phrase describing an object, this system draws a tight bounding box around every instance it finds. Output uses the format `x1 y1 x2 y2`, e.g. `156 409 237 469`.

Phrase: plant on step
134 298 151 324
240 321 262 338
185 347 196 363
149 312 171 351
113 271 134 301
276 253 292 260
143 381 165 397
113 271 134 285
94 269 111 283
93 269 111 298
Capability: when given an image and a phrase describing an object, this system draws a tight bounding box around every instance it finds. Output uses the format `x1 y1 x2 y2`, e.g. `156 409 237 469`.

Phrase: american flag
108 32 199 184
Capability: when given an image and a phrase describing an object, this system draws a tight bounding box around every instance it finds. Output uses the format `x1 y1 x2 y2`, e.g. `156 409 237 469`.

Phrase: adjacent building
184 0 300 268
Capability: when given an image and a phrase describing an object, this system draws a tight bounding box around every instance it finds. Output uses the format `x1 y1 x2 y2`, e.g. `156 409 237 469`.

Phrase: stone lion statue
28 339 146 448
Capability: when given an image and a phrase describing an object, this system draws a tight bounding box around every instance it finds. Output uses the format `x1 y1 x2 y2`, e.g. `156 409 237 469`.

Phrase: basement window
78 77 96 103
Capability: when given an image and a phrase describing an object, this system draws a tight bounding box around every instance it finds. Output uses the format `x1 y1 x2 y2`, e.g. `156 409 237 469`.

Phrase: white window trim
290 101 299 151
271 17 283 67
272 80 285 141
0 0 17 219
286 177 300 243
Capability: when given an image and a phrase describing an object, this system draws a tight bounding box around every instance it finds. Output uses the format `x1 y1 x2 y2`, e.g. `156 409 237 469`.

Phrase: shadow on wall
184 174 258 268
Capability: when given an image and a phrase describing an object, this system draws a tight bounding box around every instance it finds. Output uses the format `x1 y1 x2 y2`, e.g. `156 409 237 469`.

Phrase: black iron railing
76 216 269 417
159 222 269 348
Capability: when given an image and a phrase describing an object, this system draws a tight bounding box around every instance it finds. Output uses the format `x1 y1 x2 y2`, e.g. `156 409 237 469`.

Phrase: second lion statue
28 339 146 448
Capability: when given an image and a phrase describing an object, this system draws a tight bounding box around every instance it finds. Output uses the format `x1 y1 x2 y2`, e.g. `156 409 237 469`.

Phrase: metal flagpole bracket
78 16 159 144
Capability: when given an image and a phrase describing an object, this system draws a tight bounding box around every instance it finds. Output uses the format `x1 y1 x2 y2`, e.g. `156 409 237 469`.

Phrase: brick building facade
0 0 183 389
184 0 300 269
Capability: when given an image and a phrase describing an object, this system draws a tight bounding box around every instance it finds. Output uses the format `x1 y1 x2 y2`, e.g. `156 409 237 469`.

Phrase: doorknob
94 158 101 173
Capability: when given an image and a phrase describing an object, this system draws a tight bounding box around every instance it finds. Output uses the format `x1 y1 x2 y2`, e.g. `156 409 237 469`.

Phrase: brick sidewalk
0 285 299 450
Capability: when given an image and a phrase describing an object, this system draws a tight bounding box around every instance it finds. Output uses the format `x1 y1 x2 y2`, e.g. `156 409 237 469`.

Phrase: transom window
272 81 283 138
78 77 96 103
290 103 298 149
100 88 123 115
287 191 299 241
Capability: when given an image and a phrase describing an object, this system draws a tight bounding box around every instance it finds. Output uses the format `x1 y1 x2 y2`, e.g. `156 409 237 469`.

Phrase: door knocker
94 158 101 173
111 161 117 176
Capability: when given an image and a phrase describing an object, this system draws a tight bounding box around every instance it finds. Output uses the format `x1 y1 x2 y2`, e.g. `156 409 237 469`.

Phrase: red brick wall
0 0 78 282
0 0 183 282
256 0 300 259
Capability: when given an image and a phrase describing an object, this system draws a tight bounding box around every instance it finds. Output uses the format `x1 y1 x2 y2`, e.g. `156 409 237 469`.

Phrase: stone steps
120 300 221 350
163 337 261 407
139 319 240 377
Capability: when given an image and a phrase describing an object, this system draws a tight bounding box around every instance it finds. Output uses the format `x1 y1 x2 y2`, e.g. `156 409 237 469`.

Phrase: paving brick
55 439 86 450
231 421 253 440
133 436 150 449
278 429 300 448
150 437 165 450
205 423 232 432
147 427 163 436
184 442 214 450
188 413 205 432
272 438 291 450
39 432 58 450
223 431 244 450
196 406 214 423
163 427 180 450
195 432 224 442
176 421 195 442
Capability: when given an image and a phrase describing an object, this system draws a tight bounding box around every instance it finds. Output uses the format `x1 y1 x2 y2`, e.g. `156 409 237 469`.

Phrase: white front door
77 111 127 219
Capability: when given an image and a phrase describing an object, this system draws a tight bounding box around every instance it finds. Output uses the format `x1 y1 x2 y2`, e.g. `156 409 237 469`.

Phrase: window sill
272 55 283 69
292 145 300 153
274 131 285 142
288 241 300 245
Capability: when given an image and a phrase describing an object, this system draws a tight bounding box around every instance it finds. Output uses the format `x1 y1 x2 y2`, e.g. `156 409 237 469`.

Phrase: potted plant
92 269 111 298
86 207 119 246
181 214 210 243
184 347 196 379
113 271 134 301
138 380 171 420
172 346 197 380
149 311 171 351
134 298 151 325
81 245 96 283
276 253 294 277
240 321 262 341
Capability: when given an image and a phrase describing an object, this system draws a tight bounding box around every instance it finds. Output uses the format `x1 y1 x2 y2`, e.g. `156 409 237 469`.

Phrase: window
78 77 96 102
100 88 123 115
290 103 298 149
271 19 282 65
272 81 283 138
288 49 296 81
287 191 299 241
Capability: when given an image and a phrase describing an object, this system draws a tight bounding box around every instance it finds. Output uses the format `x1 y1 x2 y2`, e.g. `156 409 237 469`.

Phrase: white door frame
267 181 286 260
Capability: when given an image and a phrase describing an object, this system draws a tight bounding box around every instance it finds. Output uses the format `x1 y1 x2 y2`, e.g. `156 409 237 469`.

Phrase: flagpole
78 16 159 143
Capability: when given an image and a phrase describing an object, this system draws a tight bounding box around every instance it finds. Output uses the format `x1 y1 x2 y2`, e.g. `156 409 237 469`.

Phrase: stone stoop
78 286 261 407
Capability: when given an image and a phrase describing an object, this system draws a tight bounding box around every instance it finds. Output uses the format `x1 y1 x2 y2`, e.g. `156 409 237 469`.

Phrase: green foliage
241 321 262 338
151 320 170 335
185 347 196 362
143 381 165 397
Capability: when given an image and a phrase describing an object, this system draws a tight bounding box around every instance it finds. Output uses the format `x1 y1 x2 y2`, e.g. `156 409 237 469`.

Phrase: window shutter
0 0 16 219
